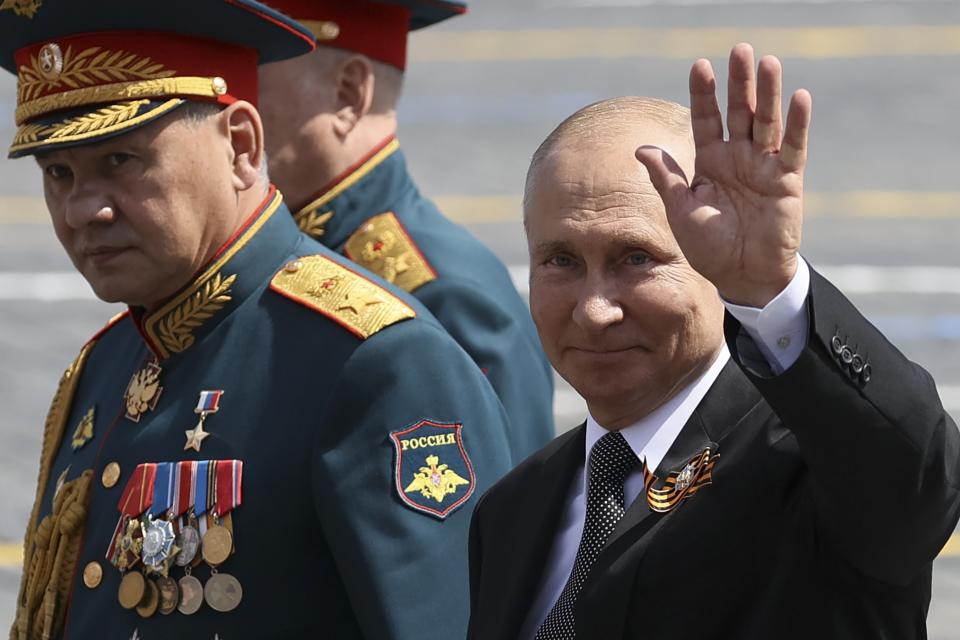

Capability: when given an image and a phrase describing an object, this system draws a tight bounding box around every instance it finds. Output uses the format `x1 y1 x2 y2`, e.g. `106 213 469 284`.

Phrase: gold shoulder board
344 212 437 293
270 254 416 339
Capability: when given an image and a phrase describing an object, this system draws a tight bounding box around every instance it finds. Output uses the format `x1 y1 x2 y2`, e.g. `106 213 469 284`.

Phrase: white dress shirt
519 258 812 638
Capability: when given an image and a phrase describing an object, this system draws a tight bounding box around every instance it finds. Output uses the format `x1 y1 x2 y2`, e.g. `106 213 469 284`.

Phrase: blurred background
1 0 958 635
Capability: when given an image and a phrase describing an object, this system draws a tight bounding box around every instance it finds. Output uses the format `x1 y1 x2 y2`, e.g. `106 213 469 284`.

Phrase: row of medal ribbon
106 460 244 617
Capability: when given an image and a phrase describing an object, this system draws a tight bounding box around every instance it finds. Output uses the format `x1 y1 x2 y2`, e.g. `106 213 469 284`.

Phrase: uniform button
851 354 864 373
211 76 228 96
83 561 103 589
284 259 302 274
862 364 872 383
776 336 791 349
840 346 853 364
831 335 844 354
315 20 340 40
101 462 121 489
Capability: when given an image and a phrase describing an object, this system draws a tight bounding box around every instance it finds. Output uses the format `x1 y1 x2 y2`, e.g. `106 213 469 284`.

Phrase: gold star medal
184 390 223 452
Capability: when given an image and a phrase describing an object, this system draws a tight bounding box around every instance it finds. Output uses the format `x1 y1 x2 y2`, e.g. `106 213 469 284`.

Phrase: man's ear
220 101 265 191
331 54 375 138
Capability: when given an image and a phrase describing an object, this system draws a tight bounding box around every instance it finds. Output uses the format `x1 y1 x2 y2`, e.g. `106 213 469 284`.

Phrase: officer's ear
331 54 374 137
219 101 265 192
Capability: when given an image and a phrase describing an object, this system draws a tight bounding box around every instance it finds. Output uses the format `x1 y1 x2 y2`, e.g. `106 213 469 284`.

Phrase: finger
780 89 812 172
635 145 694 216
753 55 783 153
689 58 724 151
726 43 757 142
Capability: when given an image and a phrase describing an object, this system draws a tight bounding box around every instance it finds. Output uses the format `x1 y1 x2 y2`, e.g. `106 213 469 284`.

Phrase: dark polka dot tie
535 431 640 639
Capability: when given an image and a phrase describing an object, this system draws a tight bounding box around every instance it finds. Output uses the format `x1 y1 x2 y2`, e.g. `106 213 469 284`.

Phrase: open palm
637 43 812 308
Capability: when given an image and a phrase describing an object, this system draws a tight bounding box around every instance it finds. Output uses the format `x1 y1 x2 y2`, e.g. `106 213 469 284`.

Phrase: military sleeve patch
344 212 437 293
390 420 476 520
270 254 416 339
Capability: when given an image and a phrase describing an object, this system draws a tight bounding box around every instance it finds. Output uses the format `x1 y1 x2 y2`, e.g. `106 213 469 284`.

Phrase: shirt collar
585 343 730 476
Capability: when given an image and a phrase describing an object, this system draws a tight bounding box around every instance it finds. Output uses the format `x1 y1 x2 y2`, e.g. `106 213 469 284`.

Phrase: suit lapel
575 362 763 637
482 425 587 639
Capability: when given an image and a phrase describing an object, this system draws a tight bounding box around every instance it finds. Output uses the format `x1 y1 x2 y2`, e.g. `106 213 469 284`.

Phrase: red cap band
268 0 411 69
15 30 258 124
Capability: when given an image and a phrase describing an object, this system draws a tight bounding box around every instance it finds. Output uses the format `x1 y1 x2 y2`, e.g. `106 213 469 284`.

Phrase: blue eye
548 255 575 267
626 253 650 266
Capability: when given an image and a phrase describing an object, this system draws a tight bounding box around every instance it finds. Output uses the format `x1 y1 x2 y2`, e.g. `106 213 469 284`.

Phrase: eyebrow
530 240 573 257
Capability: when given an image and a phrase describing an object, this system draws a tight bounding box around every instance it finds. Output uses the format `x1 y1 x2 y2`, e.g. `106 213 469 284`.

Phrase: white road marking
0 272 93 301
554 0 938 6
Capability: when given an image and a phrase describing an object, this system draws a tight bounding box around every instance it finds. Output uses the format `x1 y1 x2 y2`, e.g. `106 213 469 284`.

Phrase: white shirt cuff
723 257 811 374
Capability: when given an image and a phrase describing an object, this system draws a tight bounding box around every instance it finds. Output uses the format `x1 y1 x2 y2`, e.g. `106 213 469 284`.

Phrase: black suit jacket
468 270 960 639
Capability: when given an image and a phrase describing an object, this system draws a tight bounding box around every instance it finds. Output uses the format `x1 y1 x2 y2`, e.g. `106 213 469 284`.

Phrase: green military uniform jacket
293 137 554 463
16 189 513 640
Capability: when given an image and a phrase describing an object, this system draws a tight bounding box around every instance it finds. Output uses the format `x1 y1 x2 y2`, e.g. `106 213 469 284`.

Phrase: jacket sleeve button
831 335 844 354
851 354 864 373
841 346 854 364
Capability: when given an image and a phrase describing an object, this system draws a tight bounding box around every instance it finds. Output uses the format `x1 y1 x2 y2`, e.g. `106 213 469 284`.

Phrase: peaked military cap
266 0 467 69
1 0 315 158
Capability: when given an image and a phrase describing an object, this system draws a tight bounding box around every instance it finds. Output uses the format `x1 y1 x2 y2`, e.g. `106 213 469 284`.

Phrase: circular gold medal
101 462 121 489
135 579 159 618
177 575 204 615
204 573 243 613
118 571 146 609
156 575 180 615
201 524 233 566
82 561 102 589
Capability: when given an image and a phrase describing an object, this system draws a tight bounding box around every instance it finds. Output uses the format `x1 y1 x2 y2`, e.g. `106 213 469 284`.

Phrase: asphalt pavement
1 0 959 636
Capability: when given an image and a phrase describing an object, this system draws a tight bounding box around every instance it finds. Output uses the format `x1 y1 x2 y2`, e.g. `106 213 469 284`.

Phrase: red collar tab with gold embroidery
268 0 467 70
1 0 316 158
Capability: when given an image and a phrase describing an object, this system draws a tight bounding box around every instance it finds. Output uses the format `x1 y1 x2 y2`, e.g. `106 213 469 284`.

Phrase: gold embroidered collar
293 136 400 239
137 190 284 360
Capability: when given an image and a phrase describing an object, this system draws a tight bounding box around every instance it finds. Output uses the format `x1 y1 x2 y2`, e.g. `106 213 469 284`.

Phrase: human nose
63 183 116 230
571 274 624 331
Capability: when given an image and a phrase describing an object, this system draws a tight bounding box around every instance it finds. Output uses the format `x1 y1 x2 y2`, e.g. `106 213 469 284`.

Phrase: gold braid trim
16 77 222 126
11 344 93 640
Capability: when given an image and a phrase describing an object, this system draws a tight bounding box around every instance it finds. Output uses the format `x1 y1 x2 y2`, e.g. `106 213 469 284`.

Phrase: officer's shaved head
524 96 694 222
313 47 405 114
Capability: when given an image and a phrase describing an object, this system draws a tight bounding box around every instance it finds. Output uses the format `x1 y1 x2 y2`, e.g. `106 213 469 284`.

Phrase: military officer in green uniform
257 0 555 463
3 1 513 638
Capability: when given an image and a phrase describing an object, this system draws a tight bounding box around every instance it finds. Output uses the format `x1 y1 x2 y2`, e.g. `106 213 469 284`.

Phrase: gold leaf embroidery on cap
18 46 176 103
156 273 237 355
0 0 43 19
44 99 149 141
10 122 47 148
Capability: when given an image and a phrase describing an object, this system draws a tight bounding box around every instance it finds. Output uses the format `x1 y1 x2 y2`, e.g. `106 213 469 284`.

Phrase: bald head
524 96 695 221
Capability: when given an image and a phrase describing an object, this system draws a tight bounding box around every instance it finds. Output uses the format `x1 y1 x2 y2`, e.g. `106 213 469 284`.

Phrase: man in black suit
468 43 960 639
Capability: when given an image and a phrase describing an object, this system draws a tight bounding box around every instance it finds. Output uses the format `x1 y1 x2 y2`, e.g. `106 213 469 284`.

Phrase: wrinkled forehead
525 142 673 240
